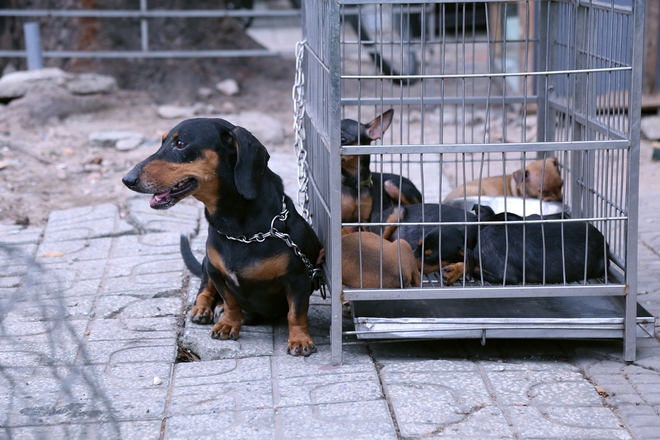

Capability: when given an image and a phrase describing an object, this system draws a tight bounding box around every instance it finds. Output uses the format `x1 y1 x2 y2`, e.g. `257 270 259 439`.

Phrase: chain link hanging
292 39 311 224
222 196 326 299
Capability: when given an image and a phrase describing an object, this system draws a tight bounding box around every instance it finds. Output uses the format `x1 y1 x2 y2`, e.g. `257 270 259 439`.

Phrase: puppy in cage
417 206 610 286
341 231 421 289
443 157 564 203
340 109 422 225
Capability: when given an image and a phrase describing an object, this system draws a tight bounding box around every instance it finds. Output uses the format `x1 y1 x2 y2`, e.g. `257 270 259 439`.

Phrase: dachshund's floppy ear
230 126 270 200
512 169 527 185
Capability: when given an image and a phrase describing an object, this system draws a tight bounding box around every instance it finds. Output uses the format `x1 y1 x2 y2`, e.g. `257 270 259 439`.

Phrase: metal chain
222 196 326 298
292 39 311 224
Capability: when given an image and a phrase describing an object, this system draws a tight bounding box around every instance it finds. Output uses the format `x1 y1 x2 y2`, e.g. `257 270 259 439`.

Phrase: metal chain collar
222 196 326 299
292 39 311 224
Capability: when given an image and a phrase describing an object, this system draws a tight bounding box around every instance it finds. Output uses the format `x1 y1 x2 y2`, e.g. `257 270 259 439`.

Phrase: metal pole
23 22 43 70
140 0 149 52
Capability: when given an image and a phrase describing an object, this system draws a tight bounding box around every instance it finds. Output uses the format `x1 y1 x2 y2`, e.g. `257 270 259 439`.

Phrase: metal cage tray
351 296 656 340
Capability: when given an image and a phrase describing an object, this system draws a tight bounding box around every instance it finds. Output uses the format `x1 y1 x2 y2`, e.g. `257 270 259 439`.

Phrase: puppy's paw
287 332 317 357
210 319 242 340
442 263 465 286
190 305 215 324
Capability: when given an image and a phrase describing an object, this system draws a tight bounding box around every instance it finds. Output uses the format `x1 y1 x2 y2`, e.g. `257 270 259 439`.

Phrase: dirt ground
0 59 297 227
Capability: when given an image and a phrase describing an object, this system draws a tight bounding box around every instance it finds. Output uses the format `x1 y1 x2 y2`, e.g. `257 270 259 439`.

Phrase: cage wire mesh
301 0 645 363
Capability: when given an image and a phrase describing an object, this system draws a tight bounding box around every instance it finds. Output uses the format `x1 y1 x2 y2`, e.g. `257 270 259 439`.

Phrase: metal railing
0 3 301 60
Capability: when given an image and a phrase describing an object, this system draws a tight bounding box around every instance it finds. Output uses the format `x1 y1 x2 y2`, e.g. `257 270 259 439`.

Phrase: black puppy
341 109 422 224
122 118 323 356
473 211 609 285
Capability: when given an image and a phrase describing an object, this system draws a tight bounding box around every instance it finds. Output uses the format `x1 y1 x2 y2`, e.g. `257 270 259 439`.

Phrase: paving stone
164 409 276 440
43 204 134 242
487 369 602 406
0 286 19 301
605 393 647 406
273 344 374 379
479 358 581 372
618 403 660 419
379 358 478 373
169 380 274 415
277 371 383 407
87 317 178 342
0 257 35 278
509 406 632 439
101 269 184 297
180 320 275 360
369 338 464 359
34 259 109 282
186 274 201 307
174 356 272 386
381 370 494 436
6 420 163 440
0 314 88 340
36 237 114 263
0 275 23 288
16 269 103 294
277 400 397 440
125 195 201 235
110 232 183 259
0 341 80 366
82 340 176 365
0 223 43 245
96 295 183 319
422 405 515 439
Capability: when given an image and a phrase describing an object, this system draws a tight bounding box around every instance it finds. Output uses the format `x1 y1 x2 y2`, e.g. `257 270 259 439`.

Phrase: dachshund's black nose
122 167 140 188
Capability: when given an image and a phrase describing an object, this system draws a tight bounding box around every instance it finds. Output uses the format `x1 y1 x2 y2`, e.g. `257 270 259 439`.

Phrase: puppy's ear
512 169 527 185
230 126 270 200
366 108 394 141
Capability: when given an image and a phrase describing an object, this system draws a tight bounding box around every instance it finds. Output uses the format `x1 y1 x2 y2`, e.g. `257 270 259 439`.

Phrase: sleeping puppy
444 158 563 203
472 212 609 285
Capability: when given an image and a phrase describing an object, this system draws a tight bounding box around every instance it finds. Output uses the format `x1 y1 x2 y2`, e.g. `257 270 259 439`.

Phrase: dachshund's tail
180 235 203 278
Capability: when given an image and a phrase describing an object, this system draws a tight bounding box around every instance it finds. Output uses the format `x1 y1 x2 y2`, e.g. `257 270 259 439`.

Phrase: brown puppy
444 158 563 202
342 232 421 289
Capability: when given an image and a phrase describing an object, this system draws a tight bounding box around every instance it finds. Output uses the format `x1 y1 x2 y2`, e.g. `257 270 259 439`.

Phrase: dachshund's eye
340 135 349 145
174 139 186 149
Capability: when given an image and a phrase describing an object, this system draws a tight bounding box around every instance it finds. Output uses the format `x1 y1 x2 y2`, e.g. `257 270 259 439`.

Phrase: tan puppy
342 232 421 289
444 158 563 202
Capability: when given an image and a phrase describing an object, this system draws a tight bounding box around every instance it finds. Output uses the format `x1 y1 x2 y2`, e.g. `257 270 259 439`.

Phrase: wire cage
300 0 651 364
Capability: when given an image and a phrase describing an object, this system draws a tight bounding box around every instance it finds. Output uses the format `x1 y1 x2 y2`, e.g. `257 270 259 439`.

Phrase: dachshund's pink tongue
150 189 171 207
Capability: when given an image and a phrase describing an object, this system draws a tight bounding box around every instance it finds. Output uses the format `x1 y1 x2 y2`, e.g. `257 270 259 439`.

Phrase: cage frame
301 0 648 365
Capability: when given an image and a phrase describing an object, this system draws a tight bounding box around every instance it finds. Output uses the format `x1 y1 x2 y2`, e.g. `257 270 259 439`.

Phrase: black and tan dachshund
341 109 422 224
122 118 324 356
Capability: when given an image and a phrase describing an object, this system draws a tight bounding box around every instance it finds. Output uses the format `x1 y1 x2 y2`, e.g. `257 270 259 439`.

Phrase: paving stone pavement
2 146 660 440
